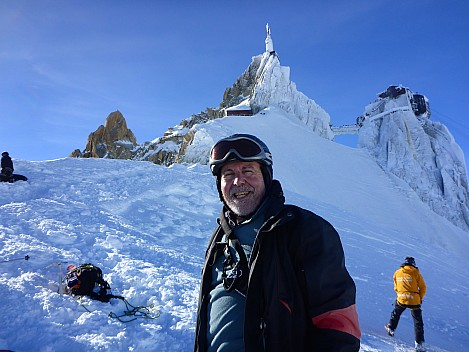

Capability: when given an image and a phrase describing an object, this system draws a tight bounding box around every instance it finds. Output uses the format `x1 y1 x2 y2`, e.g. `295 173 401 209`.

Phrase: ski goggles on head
209 135 272 175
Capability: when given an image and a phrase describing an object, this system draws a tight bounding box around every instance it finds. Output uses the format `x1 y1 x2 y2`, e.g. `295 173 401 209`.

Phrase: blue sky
1 0 468 165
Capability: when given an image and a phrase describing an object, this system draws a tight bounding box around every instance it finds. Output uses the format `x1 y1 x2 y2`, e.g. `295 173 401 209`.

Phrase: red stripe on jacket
279 299 292 313
312 304 361 339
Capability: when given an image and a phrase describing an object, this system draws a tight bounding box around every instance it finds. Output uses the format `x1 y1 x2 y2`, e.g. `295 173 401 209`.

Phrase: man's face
220 160 266 217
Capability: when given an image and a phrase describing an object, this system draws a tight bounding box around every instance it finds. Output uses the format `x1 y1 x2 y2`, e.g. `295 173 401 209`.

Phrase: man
1 151 14 174
1 151 14 182
194 134 360 351
385 256 426 352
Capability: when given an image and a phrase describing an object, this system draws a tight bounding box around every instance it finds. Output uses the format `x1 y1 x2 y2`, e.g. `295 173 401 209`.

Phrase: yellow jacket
393 265 426 306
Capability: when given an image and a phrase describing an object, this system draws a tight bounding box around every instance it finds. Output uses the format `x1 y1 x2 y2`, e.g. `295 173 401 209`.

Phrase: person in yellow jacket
385 256 427 351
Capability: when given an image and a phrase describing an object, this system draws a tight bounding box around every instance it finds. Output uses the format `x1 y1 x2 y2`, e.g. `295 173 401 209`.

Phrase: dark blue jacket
194 180 360 351
1 154 13 173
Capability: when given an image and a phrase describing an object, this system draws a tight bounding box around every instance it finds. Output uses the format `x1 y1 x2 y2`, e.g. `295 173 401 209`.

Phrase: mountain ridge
69 27 469 231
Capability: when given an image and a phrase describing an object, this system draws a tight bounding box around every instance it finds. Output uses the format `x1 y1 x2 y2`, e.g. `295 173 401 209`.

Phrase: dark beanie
401 256 417 267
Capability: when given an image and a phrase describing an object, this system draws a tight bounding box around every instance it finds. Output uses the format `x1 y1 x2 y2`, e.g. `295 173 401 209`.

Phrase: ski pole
45 261 68 269
0 255 30 264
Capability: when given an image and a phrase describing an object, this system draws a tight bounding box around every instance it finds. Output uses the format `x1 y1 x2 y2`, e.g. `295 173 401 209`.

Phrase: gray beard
224 185 264 217
225 196 259 217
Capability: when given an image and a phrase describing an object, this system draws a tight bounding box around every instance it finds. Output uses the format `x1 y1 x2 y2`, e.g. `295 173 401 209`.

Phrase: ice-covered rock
358 86 469 230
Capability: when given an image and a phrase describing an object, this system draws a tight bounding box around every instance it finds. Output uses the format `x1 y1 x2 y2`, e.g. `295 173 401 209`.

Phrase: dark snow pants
389 300 424 343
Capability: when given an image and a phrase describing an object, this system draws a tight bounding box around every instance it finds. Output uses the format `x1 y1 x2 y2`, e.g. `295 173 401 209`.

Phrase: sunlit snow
1 109 468 351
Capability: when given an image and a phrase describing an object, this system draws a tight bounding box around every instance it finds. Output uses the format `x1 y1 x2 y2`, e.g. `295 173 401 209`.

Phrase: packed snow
1 109 469 351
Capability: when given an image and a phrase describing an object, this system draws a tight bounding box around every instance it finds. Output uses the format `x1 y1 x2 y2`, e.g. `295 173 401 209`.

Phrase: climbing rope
75 295 160 323
76 296 93 313
108 296 160 323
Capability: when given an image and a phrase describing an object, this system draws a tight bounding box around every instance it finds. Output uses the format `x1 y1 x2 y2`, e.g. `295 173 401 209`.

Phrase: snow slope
1 109 468 351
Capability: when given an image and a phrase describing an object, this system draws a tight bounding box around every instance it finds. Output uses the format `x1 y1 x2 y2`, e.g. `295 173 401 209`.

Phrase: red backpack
64 263 113 302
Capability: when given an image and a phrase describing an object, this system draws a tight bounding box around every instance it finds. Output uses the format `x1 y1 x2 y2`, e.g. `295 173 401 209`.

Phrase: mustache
229 185 254 197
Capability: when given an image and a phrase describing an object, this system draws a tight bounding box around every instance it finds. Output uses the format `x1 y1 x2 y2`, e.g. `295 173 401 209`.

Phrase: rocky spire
70 110 137 159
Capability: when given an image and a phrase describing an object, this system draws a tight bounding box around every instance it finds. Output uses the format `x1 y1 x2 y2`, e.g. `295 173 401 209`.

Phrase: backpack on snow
63 263 113 302
60 263 160 322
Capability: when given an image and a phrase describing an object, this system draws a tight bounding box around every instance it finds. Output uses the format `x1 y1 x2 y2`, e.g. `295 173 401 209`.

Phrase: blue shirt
206 202 267 352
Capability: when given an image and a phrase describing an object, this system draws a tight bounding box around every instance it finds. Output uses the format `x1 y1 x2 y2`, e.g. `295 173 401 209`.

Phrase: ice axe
45 261 68 294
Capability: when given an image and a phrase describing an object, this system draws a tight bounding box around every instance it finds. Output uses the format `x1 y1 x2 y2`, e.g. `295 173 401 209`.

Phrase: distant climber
1 151 13 173
0 151 28 183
